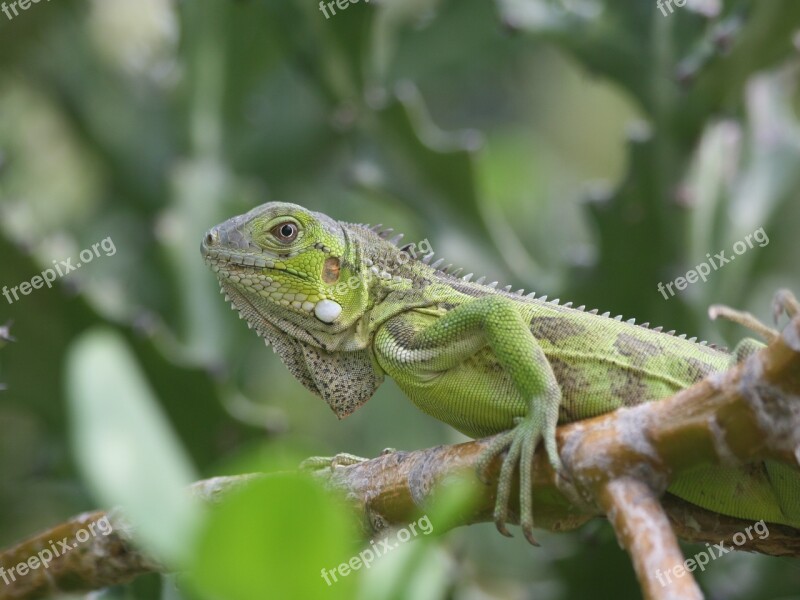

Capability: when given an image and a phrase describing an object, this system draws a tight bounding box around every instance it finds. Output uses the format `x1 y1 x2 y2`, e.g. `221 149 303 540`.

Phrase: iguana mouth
201 232 313 283
200 221 279 269
202 249 316 288
201 245 276 270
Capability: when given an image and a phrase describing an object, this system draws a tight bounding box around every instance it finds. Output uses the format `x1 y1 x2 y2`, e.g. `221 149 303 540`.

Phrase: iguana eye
272 222 299 243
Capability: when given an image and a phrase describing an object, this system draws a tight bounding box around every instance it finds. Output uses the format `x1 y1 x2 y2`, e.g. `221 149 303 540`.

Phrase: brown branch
2 317 799 600
600 479 703 600
0 511 152 600
0 477 258 600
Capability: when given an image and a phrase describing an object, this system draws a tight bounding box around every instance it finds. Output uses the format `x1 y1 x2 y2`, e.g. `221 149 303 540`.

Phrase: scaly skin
202 202 800 543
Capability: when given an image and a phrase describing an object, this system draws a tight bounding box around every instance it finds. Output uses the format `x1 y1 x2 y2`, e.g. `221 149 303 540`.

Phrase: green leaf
188 473 357 600
66 328 200 565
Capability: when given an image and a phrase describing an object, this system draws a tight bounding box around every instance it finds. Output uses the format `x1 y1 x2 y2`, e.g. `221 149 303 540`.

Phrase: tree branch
2 316 799 600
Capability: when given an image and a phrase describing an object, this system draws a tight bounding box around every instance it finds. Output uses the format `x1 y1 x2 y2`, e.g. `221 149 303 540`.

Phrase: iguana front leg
376 295 563 544
299 449 397 471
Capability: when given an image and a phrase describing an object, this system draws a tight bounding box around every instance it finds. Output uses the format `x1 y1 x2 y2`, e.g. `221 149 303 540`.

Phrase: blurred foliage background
1 0 800 598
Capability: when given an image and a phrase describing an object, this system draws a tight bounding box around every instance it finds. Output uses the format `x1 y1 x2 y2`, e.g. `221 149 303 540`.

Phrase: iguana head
201 201 422 417
201 201 376 344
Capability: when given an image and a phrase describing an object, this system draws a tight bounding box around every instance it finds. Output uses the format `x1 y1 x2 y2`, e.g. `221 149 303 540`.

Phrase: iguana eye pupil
272 222 299 242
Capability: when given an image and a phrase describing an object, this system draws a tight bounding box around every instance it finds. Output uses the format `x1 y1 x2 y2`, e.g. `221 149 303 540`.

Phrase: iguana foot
710 289 799 344
476 409 562 546
299 448 397 472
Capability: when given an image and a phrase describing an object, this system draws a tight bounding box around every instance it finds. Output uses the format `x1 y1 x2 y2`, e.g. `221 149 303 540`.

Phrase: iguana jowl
202 201 800 543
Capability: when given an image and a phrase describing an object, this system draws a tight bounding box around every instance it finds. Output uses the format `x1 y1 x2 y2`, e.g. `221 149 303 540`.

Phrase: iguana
201 201 800 544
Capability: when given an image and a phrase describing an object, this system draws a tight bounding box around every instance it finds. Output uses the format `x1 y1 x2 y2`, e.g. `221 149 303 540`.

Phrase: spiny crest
359 226 725 351
361 223 405 243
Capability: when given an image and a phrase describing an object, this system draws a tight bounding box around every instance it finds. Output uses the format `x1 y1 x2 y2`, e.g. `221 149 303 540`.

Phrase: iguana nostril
201 230 219 257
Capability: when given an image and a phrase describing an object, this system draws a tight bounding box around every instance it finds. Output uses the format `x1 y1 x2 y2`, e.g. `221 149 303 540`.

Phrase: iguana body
202 202 800 541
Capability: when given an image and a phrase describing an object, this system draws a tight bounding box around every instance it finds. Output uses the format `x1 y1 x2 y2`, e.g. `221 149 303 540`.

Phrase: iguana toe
519 424 540 546
493 432 524 538
479 416 556 546
476 430 515 485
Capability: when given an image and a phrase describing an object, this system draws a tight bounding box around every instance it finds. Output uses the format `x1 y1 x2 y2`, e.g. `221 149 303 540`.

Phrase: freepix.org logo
320 515 433 586
2 237 117 305
1 0 51 22
657 227 768 300
0 516 114 587
655 520 770 587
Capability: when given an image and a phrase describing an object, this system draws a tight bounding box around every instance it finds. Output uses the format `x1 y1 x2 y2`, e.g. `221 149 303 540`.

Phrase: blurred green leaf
188 473 357 600
66 328 200 565
359 472 478 600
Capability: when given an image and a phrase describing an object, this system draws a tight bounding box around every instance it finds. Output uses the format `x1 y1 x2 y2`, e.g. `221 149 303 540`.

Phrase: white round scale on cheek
314 299 342 323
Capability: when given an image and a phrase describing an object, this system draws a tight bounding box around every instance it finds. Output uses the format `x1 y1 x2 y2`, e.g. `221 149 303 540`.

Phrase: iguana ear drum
322 257 340 284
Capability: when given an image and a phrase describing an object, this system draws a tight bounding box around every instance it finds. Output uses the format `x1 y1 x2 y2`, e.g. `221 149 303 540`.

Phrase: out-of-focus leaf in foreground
66 328 200 566
188 473 357 600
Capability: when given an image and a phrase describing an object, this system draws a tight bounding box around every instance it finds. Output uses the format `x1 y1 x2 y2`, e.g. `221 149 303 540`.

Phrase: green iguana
201 202 800 544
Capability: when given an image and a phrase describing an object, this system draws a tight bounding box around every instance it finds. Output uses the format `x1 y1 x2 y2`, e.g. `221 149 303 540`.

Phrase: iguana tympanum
201 202 800 543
